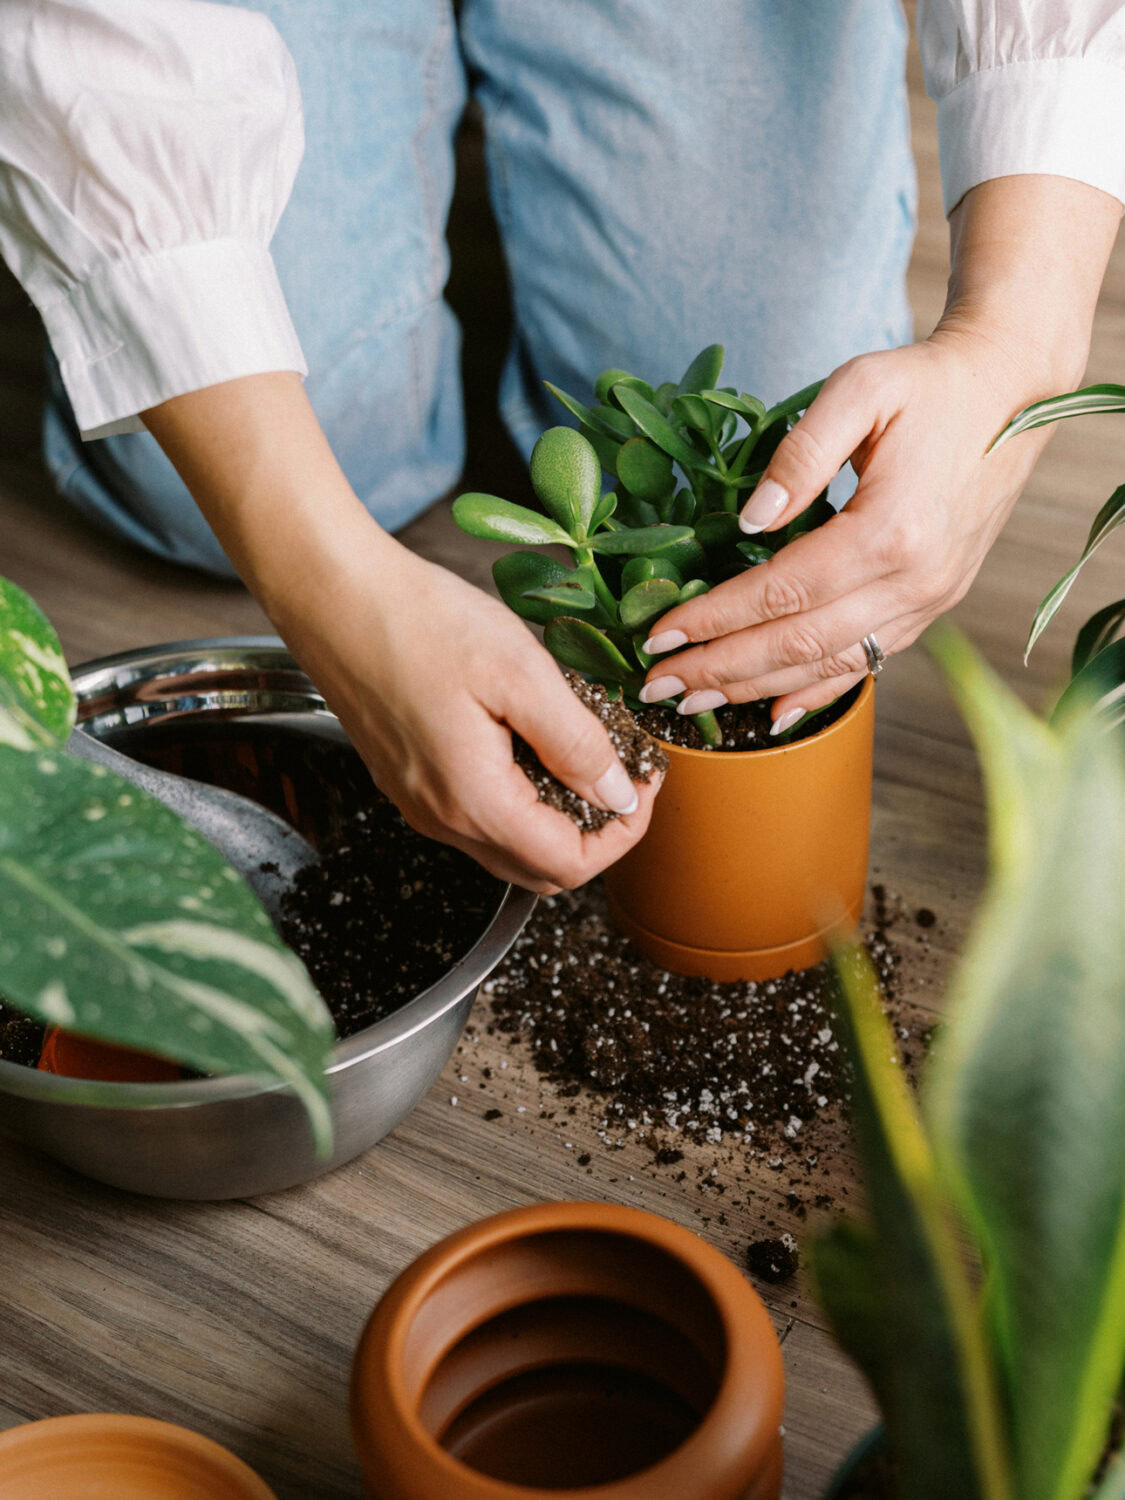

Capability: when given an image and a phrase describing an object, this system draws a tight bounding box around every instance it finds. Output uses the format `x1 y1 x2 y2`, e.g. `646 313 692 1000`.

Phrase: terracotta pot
0 1414 276 1498
351 1201 784 1499
605 678 875 981
38 1027 183 1083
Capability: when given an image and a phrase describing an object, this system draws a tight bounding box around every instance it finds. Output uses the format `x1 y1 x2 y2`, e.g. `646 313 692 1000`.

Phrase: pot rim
0 635 537 1109
647 675 873 761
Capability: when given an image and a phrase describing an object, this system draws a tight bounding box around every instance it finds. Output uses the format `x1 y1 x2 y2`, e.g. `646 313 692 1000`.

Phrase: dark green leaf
738 540 774 567
677 344 725 394
991 384 1125 452
453 494 575 548
543 618 640 687
613 386 713 472
695 511 742 554
1052 638 1125 733
1025 485 1125 660
606 375 657 410
677 579 711 603
588 524 694 557
612 491 661 529
670 490 697 526
579 422 623 476
494 553 582 625
619 579 681 632
699 388 766 423
616 438 675 502
763 377 826 426
590 491 618 531
587 404 637 441
652 536 708 580
1072 599 1125 679
0 577 75 750
621 556 682 591
522 577 596 611
530 426 601 535
785 491 835 542
594 367 634 404
654 381 679 416
671 394 716 437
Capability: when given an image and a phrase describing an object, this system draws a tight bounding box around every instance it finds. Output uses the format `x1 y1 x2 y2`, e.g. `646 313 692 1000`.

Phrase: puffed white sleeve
917 0 1125 216
0 0 307 440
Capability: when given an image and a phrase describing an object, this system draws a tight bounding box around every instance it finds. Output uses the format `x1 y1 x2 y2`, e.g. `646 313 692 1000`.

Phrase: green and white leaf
990 385 1125 452
0 577 76 750
1072 599 1125 679
1025 485 1125 661
452 494 575 548
0 747 334 1151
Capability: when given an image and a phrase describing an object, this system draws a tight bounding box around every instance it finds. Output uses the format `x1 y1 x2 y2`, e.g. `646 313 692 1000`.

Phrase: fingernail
593 759 639 816
678 689 728 715
643 629 689 654
770 706 806 736
639 675 685 704
739 478 789 534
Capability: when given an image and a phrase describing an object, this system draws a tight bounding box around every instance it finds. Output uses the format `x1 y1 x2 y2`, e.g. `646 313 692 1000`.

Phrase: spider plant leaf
0 746 334 1153
543 618 640 687
616 438 675 502
619 578 681 633
1071 599 1125 679
1051 638 1125 734
677 344 725 394
0 577 75 751
1025 485 1125 661
453 494 576 548
530 427 601 535
990 384 1125 452
612 386 714 473
588 524 694 556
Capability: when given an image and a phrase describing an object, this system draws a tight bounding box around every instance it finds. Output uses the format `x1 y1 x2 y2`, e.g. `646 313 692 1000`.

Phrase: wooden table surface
1 22 1124 1499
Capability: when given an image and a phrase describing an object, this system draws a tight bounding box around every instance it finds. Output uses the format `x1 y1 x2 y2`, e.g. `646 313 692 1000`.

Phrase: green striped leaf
0 578 75 751
1025 485 1125 661
990 385 1125 452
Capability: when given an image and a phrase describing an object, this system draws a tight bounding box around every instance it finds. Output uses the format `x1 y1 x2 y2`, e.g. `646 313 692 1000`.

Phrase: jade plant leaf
523 576 596 611
621 556 682 591
761 378 826 428
0 578 75 751
452 494 575 548
593 367 633 404
579 423 623 476
619 578 680 632
616 438 675 502
612 386 712 473
990 384 1125 451
1025 484 1125 661
670 394 715 436
590 491 618 530
738 540 774 567
0 746 334 1151
785 491 836 542
653 381 679 416
699 388 767 423
1072 599 1125 679
676 344 725 395
588 524 694 556
494 553 589 626
542 618 639 686
606 375 658 409
928 629 1125 1500
530 427 601 536
677 579 711 603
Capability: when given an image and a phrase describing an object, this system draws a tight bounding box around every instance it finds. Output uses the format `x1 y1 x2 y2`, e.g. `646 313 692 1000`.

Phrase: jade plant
0 576 334 1150
813 629 1125 1500
453 345 830 745
992 384 1125 728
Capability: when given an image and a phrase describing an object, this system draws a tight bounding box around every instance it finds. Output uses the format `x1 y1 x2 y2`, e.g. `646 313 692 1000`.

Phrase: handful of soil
514 673 668 832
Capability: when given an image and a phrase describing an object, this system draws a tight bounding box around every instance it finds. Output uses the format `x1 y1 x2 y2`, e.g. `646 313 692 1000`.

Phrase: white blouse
1 0 1123 443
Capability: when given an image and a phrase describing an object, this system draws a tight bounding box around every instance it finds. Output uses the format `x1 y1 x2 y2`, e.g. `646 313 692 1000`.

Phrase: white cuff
38 238 307 440
937 57 1125 217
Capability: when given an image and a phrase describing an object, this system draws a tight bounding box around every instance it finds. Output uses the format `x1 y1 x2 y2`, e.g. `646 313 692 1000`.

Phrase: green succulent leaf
588 524 694 557
543 618 639 687
695 511 742 554
619 579 681 632
590 491 618 531
990 384 1125 452
1052 638 1125 733
785 491 836 542
612 386 713 473
651 535 708 580
621 556 682 591
699 389 766 423
670 394 716 436
670 490 698 526
677 578 711 603
606 375 658 410
530 426 601 535
522 576 597 611
453 494 575 548
677 344 725 394
594 367 634 404
493 552 582 626
653 381 679 416
738 540 774 567
762 378 826 428
0 577 76 751
1025 484 1125 661
579 422 623 476
928 627 1125 1500
616 438 675 502
1072 599 1125 679
0 746 334 1151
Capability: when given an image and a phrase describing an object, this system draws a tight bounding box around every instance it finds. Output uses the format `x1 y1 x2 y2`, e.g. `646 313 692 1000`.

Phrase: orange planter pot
0 1414 276 1499
37 1028 183 1083
605 678 875 981
351 1201 784 1500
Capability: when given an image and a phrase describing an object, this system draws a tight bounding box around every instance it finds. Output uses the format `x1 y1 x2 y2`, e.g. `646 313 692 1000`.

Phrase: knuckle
760 566 808 620
780 622 829 667
778 422 827 478
819 645 867 681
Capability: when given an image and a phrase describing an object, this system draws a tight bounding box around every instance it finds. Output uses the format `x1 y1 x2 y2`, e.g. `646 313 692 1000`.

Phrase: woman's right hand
143 372 659 893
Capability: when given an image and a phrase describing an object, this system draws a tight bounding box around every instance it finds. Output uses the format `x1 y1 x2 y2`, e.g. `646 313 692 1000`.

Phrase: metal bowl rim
0 636 536 1108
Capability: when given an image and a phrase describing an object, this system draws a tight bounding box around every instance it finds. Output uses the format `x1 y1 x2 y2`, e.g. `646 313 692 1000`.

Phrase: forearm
939 175 1121 391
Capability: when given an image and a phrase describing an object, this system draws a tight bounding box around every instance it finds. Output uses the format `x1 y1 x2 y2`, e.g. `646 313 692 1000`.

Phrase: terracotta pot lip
648 675 873 762
361 1201 783 1497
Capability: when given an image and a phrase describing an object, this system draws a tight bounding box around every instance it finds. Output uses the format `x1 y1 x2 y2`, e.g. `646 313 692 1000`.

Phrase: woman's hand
640 175 1122 728
143 372 658 894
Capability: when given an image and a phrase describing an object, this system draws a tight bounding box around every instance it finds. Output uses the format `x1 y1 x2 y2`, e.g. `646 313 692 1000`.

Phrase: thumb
739 360 883 535
502 658 640 817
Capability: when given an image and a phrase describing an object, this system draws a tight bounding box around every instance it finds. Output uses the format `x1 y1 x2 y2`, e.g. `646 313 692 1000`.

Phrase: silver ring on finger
860 633 886 677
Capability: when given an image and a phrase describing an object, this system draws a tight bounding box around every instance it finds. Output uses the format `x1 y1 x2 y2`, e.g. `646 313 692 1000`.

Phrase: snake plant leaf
928 629 1125 1500
0 745 334 1151
820 940 1012 1500
542 618 639 687
1025 485 1125 661
676 344 725 395
1072 599 1125 679
593 367 634 404
588 524 694 557
990 384 1125 452
0 578 75 751
670 394 716 437
699 389 767 424
621 556 682 591
616 438 675 502
530 427 601 536
453 494 576 548
1051 637 1125 734
590 491 618 531
612 385 713 473
619 578 681 632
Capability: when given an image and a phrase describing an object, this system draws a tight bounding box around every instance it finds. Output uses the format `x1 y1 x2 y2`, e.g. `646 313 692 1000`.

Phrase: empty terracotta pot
0 1414 276 1499
351 1201 784 1499
604 678 875 981
38 1028 183 1083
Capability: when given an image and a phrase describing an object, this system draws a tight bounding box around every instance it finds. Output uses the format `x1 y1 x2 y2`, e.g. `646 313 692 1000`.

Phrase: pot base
605 894 863 982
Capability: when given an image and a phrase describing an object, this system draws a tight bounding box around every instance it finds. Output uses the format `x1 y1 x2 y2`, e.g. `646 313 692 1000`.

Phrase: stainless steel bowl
0 638 535 1199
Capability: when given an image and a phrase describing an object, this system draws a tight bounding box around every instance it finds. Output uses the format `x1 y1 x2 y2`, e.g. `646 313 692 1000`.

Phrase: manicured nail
593 759 639 816
739 478 789 534
770 706 806 736
639 675 685 704
678 689 728 715
643 629 689 654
